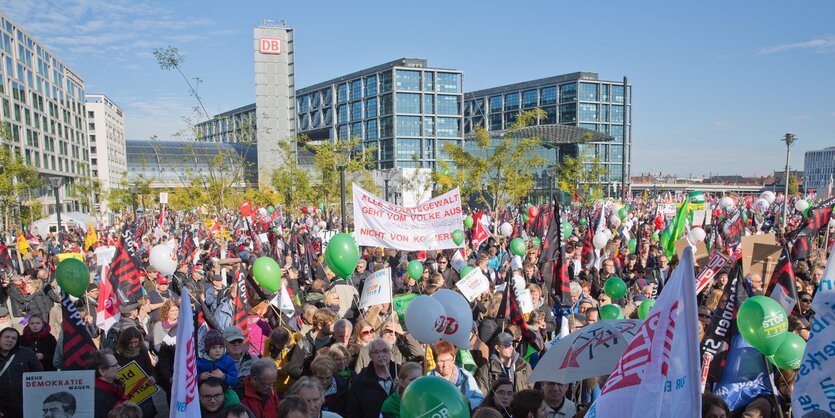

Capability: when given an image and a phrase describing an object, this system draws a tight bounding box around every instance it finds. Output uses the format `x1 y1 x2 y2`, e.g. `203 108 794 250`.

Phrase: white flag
170 289 200 417
450 249 466 272
792 249 835 416
271 284 297 317
588 246 701 418
359 268 393 309
769 282 797 315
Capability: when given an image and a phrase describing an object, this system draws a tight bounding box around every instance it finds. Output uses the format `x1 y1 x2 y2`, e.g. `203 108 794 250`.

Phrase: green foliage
556 143 607 208
107 177 152 213
72 175 101 213
0 123 41 229
270 140 317 210
298 136 378 207
440 110 547 212
787 175 799 196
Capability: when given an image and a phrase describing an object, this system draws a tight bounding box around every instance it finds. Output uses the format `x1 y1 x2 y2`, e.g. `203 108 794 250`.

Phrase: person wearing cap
147 274 179 323
198 329 239 388
103 302 147 350
224 326 253 382
475 332 533 394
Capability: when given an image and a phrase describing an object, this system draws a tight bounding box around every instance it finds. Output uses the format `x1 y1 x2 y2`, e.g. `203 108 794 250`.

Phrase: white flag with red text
587 246 701 418
170 289 200 417
95 264 120 334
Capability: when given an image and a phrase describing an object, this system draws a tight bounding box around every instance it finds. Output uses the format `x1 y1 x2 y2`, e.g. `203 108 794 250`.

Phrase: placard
740 234 781 279
159 192 168 204
117 360 160 405
353 184 463 251
455 268 490 302
674 238 710 268
24 370 95 417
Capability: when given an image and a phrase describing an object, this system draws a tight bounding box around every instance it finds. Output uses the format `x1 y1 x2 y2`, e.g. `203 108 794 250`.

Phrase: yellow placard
116 361 159 405
56 252 83 262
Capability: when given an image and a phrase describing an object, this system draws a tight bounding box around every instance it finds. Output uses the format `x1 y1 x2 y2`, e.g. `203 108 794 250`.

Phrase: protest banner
658 203 677 219
455 268 490 302
360 268 393 309
352 184 463 251
695 252 731 294
117 360 160 405
24 370 95 417
317 229 339 250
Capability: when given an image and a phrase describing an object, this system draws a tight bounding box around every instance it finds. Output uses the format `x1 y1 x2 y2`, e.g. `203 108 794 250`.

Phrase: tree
556 143 607 208
299 136 379 208
106 177 152 214
440 110 548 214
270 140 317 211
72 175 102 214
787 175 799 196
153 46 210 120
0 123 41 230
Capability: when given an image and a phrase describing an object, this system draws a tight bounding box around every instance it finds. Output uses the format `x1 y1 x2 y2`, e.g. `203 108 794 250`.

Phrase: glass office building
295 58 464 170
804 146 835 194
195 103 257 143
464 72 632 195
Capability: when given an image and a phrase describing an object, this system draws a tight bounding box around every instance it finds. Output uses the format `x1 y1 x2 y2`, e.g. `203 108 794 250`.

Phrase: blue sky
5 0 834 177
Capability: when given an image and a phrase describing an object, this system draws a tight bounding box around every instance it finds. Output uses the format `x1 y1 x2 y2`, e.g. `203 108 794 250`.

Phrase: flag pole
761 356 785 418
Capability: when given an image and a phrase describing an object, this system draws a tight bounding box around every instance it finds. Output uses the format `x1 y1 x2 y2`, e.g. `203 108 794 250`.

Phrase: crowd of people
0 192 832 418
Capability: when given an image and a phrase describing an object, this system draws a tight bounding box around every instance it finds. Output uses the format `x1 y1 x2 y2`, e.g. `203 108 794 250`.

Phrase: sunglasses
361 329 373 335
800 299 812 303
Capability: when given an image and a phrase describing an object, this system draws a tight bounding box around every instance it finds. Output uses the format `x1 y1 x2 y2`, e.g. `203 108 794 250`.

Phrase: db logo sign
259 38 281 54
434 315 459 335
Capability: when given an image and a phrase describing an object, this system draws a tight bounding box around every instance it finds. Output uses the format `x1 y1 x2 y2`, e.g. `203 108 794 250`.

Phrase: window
579 123 597 131
365 98 377 118
338 104 348 124
380 94 393 115
311 110 321 128
365 120 378 140
380 116 393 137
323 108 332 125
338 124 349 140
489 95 502 113
396 70 421 91
504 112 517 126
424 72 434 91
365 75 377 96
504 93 519 111
579 103 599 121
322 88 332 106
542 106 557 124
424 117 435 136
600 104 609 122
612 85 625 103
337 83 348 103
559 103 577 123
397 138 421 160
601 84 610 102
299 95 309 113
350 79 362 100
380 138 394 160
312 92 321 109
559 83 577 102
436 73 461 93
437 117 459 137
424 94 434 114
437 139 457 160
397 116 421 136
522 90 537 108
489 114 502 130
579 83 598 101
610 144 623 163
396 93 421 114
611 125 624 140
351 122 363 138
612 105 624 123
379 71 393 93
437 95 460 115
351 101 362 121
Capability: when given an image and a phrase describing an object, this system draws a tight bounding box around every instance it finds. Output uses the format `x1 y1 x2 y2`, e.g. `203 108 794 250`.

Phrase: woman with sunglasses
348 319 375 370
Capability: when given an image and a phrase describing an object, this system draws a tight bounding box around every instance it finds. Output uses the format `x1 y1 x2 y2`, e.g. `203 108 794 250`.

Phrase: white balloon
688 227 706 243
431 289 474 349
593 232 608 249
318 221 327 229
795 199 809 213
603 228 613 239
149 244 177 276
610 215 622 227
754 198 770 212
404 296 444 345
258 207 268 216
719 196 735 210
499 222 513 237
760 191 776 204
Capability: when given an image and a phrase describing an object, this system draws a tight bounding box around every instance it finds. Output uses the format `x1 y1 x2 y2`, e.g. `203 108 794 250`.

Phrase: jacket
6 283 26 317
235 376 279 418
25 288 54 318
197 352 239 387
21 323 57 371
284 331 331 379
0 345 43 417
428 366 484 410
95 378 128 418
323 374 350 416
439 267 460 288
347 361 400 418
474 353 533 394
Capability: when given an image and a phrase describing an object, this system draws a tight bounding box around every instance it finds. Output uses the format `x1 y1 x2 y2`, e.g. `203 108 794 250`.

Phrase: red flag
0 242 11 269
498 281 542 351
178 229 196 263
61 293 97 370
96 264 121 334
233 271 252 352
766 246 798 313
109 229 143 304
238 201 253 217
158 204 166 227
790 197 835 260
471 211 491 251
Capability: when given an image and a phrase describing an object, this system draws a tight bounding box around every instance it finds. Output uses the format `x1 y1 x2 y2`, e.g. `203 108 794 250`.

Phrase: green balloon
459 266 475 278
401 375 469 418
627 238 637 253
769 332 806 370
55 258 90 297
252 257 281 292
619 207 628 220
324 233 360 279
651 232 660 242
318 202 325 211
579 218 588 226
407 260 424 280
599 304 623 320
267 205 275 214
737 296 788 356
510 237 527 256
522 213 530 224
452 230 465 246
638 299 656 319
531 237 541 248
272 227 279 233
561 221 573 238
604 277 627 300
463 216 474 229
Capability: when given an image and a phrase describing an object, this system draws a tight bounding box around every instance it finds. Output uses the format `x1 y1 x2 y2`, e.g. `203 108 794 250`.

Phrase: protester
235 358 280 418
380 361 422 418
89 349 128 418
224 326 254 381
428 340 484 410
478 377 514 418
509 388 548 418
198 329 239 387
277 395 310 418
475 331 533 393
20 313 57 371
346 338 400 418
0 327 43 417
286 376 343 418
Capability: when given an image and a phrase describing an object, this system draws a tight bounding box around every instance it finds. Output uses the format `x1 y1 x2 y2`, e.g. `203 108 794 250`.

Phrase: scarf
118 347 142 359
162 320 177 330
22 324 52 344
95 378 128 404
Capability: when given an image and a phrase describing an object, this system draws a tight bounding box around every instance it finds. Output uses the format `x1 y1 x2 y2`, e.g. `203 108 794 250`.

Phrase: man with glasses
236 358 280 418
475 331 533 394
224 326 253 381
347 338 399 418
199 377 230 418
286 308 338 379
437 254 460 288
542 380 576 418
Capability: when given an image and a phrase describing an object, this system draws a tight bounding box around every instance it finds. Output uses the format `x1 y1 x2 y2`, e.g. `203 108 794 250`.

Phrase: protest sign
317 229 339 250
56 252 83 262
24 370 95 417
353 184 463 251
674 238 710 268
455 268 490 302
658 203 677 219
695 252 731 294
360 268 393 309
117 360 160 405
740 234 781 278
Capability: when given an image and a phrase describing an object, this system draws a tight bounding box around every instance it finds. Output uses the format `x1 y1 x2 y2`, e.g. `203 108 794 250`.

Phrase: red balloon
528 206 539 218
300 206 308 214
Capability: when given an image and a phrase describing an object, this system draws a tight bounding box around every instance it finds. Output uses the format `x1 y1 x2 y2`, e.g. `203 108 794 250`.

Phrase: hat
203 329 225 349
120 303 140 314
636 278 651 289
495 332 514 347
87 283 99 291
157 276 169 285
222 326 244 342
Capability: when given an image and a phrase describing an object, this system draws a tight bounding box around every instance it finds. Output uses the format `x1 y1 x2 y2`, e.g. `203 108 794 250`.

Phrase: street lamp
545 167 557 204
336 149 351 232
47 176 63 251
128 185 138 219
781 133 797 229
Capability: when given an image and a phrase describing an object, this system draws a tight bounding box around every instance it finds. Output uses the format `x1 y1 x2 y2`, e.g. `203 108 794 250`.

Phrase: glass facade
294 59 463 169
